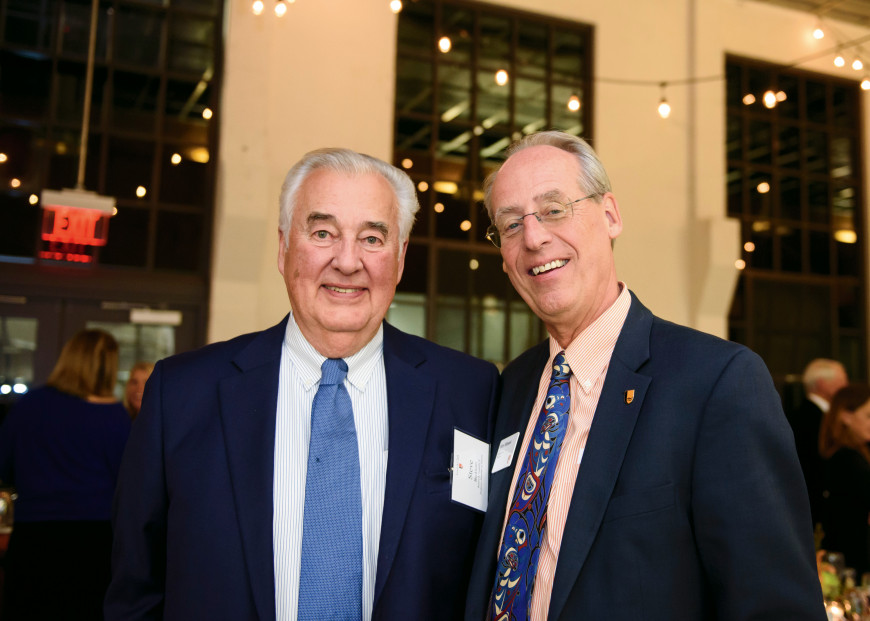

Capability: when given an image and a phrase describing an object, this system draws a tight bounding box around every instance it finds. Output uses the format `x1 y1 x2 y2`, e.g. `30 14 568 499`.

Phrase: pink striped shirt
499 284 631 621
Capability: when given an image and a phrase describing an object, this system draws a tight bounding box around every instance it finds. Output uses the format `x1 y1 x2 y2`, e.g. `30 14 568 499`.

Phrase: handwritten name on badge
451 429 489 512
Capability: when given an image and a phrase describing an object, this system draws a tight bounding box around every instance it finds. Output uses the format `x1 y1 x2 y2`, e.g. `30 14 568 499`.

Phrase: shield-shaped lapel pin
624 389 635 404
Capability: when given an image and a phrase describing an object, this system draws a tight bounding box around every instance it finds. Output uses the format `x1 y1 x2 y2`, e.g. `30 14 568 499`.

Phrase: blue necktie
298 358 362 621
490 352 572 621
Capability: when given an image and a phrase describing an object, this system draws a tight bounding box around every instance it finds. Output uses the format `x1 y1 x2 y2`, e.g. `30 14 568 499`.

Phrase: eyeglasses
485 193 598 248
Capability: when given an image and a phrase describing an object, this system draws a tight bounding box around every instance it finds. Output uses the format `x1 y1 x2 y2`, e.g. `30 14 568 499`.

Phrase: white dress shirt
273 313 389 621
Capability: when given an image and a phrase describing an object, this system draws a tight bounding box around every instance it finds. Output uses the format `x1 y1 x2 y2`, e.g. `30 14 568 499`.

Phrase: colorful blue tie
298 358 362 621
490 351 572 621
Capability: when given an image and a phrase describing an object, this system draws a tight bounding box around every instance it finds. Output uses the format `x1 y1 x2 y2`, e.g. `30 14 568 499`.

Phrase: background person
123 361 154 420
465 130 824 621
788 358 849 526
819 383 870 576
106 148 499 620
0 329 131 620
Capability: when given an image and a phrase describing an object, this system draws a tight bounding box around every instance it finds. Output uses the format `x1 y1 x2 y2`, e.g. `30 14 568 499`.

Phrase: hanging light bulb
495 69 509 86
775 90 787 102
438 36 452 53
813 25 824 39
252 0 265 15
853 58 864 71
274 0 287 17
657 82 670 119
834 54 846 67
742 93 756 105
390 0 402 13
762 90 777 108
861 77 870 90
567 94 580 112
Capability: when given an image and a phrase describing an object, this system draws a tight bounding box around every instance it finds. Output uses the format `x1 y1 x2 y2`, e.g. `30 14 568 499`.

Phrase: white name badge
491 432 520 474
451 429 489 512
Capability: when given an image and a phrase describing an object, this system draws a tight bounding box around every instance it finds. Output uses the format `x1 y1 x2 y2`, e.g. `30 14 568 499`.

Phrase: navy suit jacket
465 293 825 621
105 318 499 620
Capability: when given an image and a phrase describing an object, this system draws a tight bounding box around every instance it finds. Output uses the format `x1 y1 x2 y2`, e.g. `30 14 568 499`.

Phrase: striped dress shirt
499 284 631 621
273 314 389 621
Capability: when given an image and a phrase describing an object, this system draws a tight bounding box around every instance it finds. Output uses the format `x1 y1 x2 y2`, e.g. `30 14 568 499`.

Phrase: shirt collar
808 393 830 413
548 283 631 394
284 312 383 393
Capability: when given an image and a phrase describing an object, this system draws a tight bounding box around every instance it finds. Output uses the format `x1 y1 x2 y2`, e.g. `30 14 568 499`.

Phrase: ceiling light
495 70 509 86
438 36 451 53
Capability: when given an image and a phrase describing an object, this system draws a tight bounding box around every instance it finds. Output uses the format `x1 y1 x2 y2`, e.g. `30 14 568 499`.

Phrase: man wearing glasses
465 131 825 621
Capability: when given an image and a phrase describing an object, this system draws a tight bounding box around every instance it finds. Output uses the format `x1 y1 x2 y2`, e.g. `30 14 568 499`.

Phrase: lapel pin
624 389 635 404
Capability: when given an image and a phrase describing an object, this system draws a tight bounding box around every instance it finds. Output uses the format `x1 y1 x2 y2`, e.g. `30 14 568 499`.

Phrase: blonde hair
47 329 119 399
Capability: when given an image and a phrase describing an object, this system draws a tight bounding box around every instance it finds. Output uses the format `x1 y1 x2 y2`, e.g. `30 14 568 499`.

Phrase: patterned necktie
298 358 362 621
490 351 572 621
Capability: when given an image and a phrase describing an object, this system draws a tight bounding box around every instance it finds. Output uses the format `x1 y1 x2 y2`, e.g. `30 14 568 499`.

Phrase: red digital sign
40 205 111 264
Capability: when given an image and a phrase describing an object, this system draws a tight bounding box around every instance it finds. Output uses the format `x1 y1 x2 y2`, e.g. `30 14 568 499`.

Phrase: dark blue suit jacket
465 293 826 620
105 318 498 620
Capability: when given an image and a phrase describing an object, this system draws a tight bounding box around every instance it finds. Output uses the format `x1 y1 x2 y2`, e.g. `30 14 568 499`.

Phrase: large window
0 0 222 274
726 56 866 386
391 0 593 366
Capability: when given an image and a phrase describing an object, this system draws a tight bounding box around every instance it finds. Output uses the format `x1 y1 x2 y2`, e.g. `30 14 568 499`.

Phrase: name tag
451 429 489 512
491 432 520 473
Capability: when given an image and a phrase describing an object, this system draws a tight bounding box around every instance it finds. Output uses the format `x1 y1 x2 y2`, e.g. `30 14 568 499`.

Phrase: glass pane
748 171 772 217
99 206 149 268
59 0 109 59
115 6 163 68
779 175 800 220
0 51 52 120
0 192 39 258
778 124 799 169
479 15 510 68
836 235 859 276
805 130 828 174
509 301 541 361
154 211 204 272
779 225 801 272
160 146 208 207
86 321 175 398
470 294 505 362
173 0 221 15
55 61 107 125
112 71 159 133
5 0 54 49
517 23 547 79
441 5 473 65
551 83 583 134
727 167 742 216
434 186 470 240
436 123 470 164
0 317 37 396
838 285 861 330
553 30 585 82
515 78 547 134
830 135 853 178
164 80 211 141
395 118 432 156
748 222 773 270
397 242 427 294
808 230 830 275
806 81 826 124
726 114 742 161
386 292 426 338
477 70 509 128
438 66 471 122
168 16 215 74
832 84 856 128
397 0 434 56
396 58 433 115
726 63 743 108
777 74 799 120
808 180 829 224
435 296 465 352
748 120 771 165
105 138 155 201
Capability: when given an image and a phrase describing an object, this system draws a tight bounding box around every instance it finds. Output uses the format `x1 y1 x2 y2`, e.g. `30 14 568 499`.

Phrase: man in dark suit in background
788 358 848 526
465 131 825 621
106 148 499 620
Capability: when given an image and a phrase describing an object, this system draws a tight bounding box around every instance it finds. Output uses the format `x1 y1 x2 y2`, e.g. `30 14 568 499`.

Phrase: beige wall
210 0 870 347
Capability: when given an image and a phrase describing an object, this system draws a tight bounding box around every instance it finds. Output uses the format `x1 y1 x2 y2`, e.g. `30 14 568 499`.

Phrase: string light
834 53 845 67
495 69 509 86
438 36 451 53
275 0 287 17
567 94 580 112
813 26 825 40
862 77 870 90
853 58 864 71
252 0 264 15
390 0 402 13
657 83 670 119
762 90 777 108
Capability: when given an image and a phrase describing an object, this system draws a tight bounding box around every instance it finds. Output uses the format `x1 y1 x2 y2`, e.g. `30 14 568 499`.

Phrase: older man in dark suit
465 131 825 621
106 148 498 620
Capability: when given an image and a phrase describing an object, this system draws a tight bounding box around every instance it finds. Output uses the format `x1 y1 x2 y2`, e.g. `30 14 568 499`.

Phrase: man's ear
277 229 287 276
602 193 623 240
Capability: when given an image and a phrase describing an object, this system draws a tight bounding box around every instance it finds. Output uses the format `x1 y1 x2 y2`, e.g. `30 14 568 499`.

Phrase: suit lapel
218 319 286 621
547 294 653 621
466 341 548 618
372 323 435 610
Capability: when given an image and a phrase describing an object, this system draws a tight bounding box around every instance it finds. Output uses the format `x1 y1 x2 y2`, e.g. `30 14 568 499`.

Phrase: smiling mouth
531 259 568 276
324 285 362 294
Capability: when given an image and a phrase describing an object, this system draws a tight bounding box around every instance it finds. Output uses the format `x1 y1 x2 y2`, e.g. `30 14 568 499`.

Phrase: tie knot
320 358 348 386
552 351 571 379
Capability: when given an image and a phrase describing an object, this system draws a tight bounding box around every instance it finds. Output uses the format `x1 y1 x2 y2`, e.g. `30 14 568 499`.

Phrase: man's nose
333 237 363 273
521 212 550 248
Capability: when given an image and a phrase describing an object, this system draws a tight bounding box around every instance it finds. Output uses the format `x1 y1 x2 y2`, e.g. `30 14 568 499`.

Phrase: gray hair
482 131 612 219
803 358 846 394
279 147 419 248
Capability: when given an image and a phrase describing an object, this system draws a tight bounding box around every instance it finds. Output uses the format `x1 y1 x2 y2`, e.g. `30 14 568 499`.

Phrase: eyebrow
306 212 390 238
494 189 566 218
